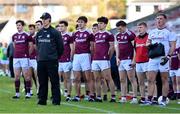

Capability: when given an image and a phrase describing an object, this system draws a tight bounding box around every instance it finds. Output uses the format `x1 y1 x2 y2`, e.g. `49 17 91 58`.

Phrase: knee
147 79 155 84
74 77 81 83
138 80 145 86
120 78 126 83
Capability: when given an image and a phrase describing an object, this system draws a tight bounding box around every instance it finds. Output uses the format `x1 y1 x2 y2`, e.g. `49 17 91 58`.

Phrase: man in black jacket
7 42 14 78
36 12 64 105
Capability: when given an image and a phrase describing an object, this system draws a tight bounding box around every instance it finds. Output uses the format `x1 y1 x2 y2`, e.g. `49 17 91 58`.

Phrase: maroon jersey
29 34 37 59
116 30 136 60
12 32 32 58
72 29 94 54
59 32 73 62
170 48 179 70
93 31 114 60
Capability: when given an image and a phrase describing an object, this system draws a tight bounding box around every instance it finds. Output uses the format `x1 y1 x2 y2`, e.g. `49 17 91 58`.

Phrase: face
77 20 86 29
59 24 67 33
29 26 35 35
92 26 99 34
117 26 126 33
16 23 24 32
42 18 51 28
3 43 8 48
55 26 60 31
156 15 166 28
98 22 106 30
137 25 147 35
35 22 42 31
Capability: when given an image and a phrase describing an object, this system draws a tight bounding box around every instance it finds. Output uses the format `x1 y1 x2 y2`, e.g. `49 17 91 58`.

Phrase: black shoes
37 101 47 105
12 95 20 99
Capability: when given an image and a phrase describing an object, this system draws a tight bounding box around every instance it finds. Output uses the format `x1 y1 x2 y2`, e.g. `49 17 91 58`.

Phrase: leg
119 70 127 97
37 61 48 105
160 72 169 100
147 71 157 101
64 71 72 96
127 69 137 98
102 68 115 98
176 76 180 102
84 70 94 98
13 67 22 98
137 72 146 98
47 60 60 105
73 71 81 97
93 71 102 97
101 77 108 96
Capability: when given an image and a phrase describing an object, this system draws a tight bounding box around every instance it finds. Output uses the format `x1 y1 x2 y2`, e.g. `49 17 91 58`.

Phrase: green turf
0 76 180 113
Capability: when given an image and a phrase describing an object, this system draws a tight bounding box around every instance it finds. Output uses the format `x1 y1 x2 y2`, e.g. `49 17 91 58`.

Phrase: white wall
126 2 175 22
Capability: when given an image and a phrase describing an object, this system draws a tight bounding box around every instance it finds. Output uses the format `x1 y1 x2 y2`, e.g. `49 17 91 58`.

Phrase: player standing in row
133 22 149 104
92 16 116 102
115 21 138 103
58 20 74 101
92 23 108 101
28 24 38 95
72 16 94 101
146 13 176 106
169 37 180 104
12 20 33 99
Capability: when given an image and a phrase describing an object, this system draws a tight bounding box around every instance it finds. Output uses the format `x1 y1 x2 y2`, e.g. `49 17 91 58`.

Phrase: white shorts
148 57 169 72
13 58 29 69
92 60 110 71
118 59 133 71
29 59 37 70
0 60 9 65
59 62 72 72
171 68 180 77
136 62 148 73
73 53 91 71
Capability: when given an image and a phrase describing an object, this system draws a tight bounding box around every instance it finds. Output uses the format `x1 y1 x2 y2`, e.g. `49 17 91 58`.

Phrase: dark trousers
156 71 162 98
37 60 60 104
8 57 14 78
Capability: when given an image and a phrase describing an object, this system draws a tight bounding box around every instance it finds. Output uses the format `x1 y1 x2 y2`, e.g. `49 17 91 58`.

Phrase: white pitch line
154 105 180 111
62 102 116 114
0 88 180 112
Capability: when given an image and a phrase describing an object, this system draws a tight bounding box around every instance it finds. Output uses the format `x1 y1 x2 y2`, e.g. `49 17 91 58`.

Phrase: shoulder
66 32 73 37
126 30 135 36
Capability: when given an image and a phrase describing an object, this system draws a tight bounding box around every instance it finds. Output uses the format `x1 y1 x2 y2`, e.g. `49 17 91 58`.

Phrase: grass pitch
0 76 180 113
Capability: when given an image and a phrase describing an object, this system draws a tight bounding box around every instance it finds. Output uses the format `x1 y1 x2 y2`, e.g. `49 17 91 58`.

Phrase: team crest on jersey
124 36 127 39
80 33 83 37
18 35 21 39
84 34 87 37
22 36 25 39
64 37 67 40
121 36 124 39
47 34 50 38
103 35 106 38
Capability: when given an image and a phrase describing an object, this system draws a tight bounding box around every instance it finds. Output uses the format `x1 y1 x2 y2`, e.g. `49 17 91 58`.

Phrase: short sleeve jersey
116 30 136 60
72 29 94 54
59 32 73 62
93 30 114 60
148 28 176 56
12 32 32 58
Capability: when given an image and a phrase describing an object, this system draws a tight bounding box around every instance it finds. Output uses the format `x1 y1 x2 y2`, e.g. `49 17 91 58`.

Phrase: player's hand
130 61 136 68
160 56 169 65
116 59 120 66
